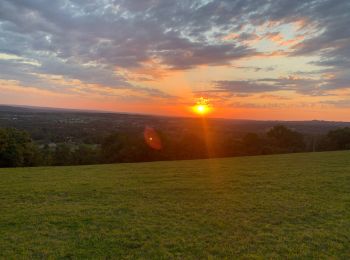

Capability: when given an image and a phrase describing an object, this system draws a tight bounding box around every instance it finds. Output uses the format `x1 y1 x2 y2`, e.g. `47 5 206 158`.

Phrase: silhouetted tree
267 125 305 153
242 133 263 155
0 128 41 167
327 127 350 150
174 133 207 159
101 132 152 163
40 144 53 166
73 144 101 165
53 143 73 166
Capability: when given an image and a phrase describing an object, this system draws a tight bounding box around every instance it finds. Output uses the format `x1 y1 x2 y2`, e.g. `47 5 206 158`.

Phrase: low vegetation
2 125 350 167
0 151 349 258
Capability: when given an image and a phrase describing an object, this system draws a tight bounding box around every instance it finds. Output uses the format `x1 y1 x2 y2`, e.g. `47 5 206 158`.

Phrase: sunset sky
0 0 349 120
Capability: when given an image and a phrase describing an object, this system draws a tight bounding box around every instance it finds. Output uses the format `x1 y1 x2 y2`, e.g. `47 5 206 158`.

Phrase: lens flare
144 126 162 150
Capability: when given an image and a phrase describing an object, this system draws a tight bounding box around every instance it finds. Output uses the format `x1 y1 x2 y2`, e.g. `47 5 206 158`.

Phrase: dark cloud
213 77 322 95
287 0 350 71
0 0 257 69
234 66 275 72
320 100 350 108
213 80 282 94
0 0 349 101
212 75 350 97
0 56 173 98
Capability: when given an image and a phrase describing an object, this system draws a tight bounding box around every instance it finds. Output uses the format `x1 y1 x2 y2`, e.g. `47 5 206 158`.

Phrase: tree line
1 125 350 167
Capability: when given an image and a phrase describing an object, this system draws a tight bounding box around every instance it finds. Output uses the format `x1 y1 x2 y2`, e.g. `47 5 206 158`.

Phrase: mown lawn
0 151 350 258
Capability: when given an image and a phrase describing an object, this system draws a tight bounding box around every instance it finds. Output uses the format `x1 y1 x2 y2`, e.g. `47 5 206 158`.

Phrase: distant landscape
1 105 350 167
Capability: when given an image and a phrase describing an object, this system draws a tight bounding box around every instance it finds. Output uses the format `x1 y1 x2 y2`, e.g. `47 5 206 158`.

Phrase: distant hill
0 104 110 113
1 104 350 137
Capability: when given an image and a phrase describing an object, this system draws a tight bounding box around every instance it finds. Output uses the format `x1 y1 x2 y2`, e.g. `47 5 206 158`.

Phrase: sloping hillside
1 151 350 258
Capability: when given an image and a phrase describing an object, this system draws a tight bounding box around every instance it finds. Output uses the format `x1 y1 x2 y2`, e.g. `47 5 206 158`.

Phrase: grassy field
0 151 350 259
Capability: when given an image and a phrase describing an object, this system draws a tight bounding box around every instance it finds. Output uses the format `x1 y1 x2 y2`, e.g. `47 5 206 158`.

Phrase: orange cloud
222 33 240 41
265 32 305 47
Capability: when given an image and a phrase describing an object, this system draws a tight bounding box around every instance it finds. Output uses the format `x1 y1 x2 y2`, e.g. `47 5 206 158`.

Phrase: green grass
1 151 350 259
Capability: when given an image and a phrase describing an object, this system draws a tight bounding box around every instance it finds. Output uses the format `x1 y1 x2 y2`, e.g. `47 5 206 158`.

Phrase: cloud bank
0 0 349 111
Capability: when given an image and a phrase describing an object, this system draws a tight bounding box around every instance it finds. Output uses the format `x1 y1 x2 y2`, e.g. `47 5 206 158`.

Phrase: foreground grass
0 151 350 258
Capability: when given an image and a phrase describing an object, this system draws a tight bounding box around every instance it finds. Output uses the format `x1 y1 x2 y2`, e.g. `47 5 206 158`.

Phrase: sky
0 0 350 120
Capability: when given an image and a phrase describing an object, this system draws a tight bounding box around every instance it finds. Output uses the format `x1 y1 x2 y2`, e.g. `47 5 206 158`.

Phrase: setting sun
194 104 209 115
192 97 211 116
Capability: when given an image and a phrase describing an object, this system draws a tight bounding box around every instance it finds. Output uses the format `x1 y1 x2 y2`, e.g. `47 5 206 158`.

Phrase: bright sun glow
192 97 211 116
195 104 209 114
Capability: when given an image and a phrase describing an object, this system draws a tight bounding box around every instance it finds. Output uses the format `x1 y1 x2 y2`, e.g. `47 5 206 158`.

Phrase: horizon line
1 103 350 124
